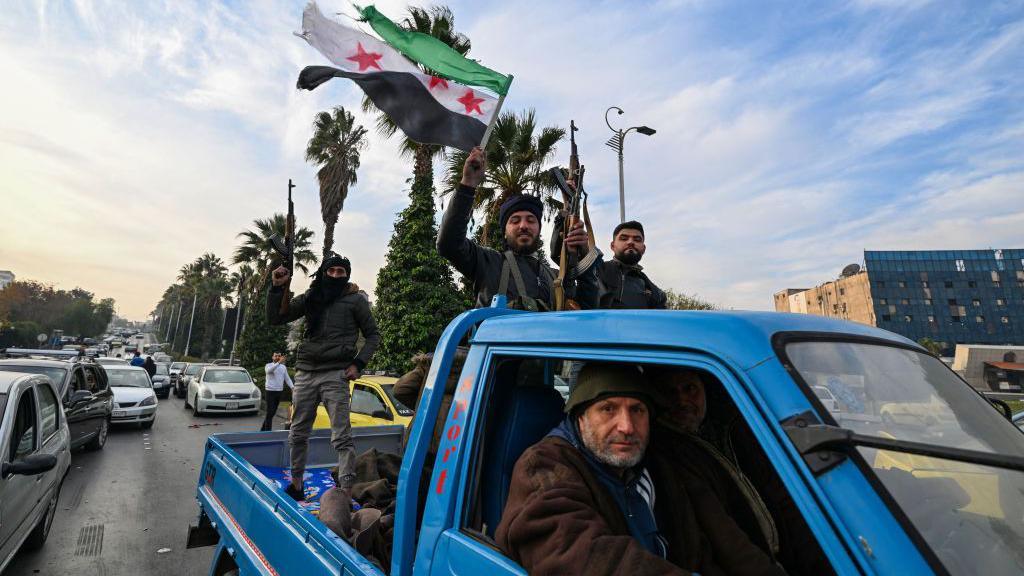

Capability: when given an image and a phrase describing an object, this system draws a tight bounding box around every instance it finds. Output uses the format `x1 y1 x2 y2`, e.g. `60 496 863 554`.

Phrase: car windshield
203 370 251 383
106 370 152 388
170 362 185 371
185 364 204 375
786 341 1024 574
0 365 68 386
155 364 169 375
381 383 414 416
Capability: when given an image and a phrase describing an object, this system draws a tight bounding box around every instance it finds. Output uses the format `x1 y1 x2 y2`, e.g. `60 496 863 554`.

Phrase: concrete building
773 266 876 327
774 249 1024 355
0 270 13 290
951 344 1024 392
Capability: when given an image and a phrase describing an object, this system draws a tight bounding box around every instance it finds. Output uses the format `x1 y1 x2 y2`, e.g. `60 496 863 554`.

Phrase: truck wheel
25 478 62 549
84 419 108 451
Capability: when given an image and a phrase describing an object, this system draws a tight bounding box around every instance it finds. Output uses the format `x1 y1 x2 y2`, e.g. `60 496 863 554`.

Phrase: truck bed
191 427 404 576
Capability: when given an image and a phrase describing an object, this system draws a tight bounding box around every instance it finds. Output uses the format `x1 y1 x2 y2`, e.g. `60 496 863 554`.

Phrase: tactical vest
496 250 554 312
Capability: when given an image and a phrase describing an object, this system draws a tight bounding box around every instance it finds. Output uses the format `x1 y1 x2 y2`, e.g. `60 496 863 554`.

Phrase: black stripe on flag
297 65 486 152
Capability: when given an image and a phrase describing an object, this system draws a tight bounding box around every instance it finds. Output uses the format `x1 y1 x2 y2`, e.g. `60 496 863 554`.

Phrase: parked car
110 338 124 348
104 365 157 429
185 366 259 416
151 362 172 399
174 362 208 398
0 357 113 451
0 372 72 571
289 375 413 430
811 385 841 414
153 353 172 364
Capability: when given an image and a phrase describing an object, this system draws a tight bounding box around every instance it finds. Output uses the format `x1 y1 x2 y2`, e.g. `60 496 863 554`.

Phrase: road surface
7 345 283 575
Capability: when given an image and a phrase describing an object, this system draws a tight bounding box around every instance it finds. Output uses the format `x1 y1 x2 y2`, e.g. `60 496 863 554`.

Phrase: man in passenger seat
496 363 784 575
656 369 834 575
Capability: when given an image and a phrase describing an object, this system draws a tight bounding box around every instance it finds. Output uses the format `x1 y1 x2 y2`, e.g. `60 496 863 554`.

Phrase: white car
95 357 129 366
103 365 157 429
0 372 71 571
812 385 842 414
186 367 260 416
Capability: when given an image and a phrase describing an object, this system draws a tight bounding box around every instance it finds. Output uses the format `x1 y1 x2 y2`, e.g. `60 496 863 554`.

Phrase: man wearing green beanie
495 362 783 575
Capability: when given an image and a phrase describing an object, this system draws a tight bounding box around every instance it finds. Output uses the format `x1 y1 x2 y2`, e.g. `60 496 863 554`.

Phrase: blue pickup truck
187 301 1024 575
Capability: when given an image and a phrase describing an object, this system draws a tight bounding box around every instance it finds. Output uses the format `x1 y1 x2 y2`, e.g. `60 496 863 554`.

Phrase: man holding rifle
438 147 599 311
267 254 379 501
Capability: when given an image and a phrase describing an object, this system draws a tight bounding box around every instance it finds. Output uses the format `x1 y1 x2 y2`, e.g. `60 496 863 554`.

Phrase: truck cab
190 302 1024 575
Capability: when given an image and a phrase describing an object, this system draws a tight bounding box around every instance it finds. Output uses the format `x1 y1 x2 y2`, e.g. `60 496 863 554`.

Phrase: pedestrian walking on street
262 351 294 432
268 254 380 502
130 350 145 367
143 355 157 378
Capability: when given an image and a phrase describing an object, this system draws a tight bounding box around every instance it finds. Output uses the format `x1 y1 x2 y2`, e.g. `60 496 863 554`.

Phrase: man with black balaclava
551 220 666 309
268 254 380 502
437 147 599 310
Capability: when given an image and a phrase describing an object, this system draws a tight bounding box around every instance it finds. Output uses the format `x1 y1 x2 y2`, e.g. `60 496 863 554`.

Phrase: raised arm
437 147 487 278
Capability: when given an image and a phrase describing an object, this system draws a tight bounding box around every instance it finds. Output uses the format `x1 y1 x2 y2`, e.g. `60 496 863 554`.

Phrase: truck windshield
786 341 1024 574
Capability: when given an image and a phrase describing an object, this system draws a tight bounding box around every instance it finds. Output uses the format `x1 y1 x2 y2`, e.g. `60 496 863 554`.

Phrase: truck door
0 384 41 557
417 348 852 576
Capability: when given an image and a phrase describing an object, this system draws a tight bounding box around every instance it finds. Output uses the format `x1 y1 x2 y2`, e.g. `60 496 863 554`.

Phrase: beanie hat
499 194 544 230
321 254 351 276
613 220 645 239
565 363 655 415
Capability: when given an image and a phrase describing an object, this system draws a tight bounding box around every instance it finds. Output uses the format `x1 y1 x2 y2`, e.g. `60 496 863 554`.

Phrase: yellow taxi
288 375 414 430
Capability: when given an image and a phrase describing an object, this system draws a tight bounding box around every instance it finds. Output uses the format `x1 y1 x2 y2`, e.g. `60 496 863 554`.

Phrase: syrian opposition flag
295 2 512 152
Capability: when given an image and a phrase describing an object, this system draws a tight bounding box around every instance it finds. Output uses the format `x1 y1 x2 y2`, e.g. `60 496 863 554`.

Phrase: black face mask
320 272 349 297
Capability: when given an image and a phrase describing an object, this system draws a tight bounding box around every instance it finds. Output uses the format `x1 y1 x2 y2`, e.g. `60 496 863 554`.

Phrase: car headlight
201 387 212 399
251 388 260 399
139 395 156 407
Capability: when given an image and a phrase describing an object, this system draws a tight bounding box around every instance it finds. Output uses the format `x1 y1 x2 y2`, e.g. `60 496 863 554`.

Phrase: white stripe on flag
300 2 498 125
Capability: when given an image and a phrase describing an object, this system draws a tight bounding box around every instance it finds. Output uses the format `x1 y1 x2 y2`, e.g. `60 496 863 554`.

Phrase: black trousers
261 390 283 431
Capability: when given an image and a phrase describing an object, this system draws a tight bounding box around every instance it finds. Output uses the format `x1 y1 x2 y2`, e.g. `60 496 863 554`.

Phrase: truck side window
37 384 60 443
9 389 38 461
352 384 388 417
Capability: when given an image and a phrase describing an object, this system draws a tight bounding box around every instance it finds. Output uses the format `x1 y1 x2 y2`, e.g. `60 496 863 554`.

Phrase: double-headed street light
605 106 656 223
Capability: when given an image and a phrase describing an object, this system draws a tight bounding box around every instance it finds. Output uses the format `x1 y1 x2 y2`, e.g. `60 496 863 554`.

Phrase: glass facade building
865 249 1024 353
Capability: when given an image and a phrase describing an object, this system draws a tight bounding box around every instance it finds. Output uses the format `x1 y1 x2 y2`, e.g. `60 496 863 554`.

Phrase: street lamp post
604 106 656 223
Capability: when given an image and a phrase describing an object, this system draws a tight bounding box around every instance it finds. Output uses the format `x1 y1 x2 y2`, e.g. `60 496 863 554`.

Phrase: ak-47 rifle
549 120 587 311
269 179 296 315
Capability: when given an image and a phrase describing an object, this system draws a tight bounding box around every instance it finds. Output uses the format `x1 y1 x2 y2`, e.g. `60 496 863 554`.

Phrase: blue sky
1 0 1021 320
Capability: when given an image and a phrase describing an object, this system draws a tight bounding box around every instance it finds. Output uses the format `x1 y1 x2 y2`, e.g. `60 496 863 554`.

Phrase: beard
615 249 642 266
505 232 541 255
670 406 703 435
580 423 647 469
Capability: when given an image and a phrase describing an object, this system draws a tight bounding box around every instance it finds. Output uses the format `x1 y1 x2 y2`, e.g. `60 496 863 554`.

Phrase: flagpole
479 75 512 150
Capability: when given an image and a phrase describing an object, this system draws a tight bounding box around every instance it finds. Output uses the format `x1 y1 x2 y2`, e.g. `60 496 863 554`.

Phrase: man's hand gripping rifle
548 120 594 311
269 179 296 315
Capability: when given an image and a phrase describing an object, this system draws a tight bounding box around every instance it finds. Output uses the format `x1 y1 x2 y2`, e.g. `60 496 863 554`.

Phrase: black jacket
438 184 598 309
266 283 380 372
549 215 666 309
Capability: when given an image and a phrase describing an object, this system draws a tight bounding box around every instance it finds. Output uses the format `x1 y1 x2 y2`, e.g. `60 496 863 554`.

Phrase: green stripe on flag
358 5 513 96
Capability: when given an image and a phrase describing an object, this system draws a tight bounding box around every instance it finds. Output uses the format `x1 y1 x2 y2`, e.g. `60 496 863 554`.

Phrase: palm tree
306 106 368 260
443 109 565 249
232 214 318 297
362 5 471 183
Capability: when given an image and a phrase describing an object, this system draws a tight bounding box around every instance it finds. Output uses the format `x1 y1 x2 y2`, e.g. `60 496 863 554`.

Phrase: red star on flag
457 89 485 115
429 76 449 90
347 42 383 71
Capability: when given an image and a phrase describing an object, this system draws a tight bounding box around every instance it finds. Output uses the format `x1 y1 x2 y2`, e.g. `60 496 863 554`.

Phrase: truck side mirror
3 453 58 476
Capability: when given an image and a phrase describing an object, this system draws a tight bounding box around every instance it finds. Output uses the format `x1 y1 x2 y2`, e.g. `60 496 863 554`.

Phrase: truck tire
24 478 62 550
84 419 108 451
